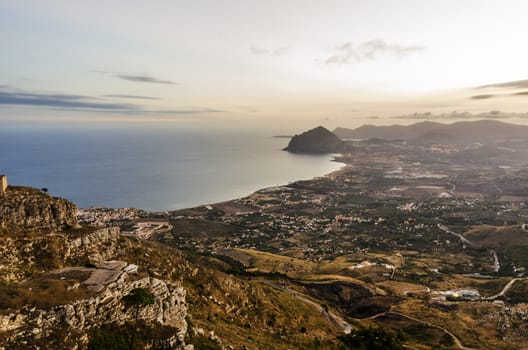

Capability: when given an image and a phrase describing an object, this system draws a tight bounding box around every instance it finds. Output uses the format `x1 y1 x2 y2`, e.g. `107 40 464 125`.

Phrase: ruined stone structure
0 174 7 194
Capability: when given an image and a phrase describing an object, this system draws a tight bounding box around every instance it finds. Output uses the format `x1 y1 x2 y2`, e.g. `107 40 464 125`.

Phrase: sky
1 0 528 130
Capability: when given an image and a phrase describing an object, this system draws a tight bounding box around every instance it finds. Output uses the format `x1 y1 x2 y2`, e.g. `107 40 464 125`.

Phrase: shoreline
81 155 347 214
185 156 348 211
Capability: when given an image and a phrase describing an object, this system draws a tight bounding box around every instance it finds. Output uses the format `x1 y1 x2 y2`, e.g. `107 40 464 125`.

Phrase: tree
338 327 403 350
122 287 155 350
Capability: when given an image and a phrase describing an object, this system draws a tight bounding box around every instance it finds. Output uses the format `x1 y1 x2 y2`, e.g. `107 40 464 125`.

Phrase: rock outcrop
0 185 192 349
0 186 78 231
66 227 121 262
0 227 121 284
0 261 191 349
284 126 345 153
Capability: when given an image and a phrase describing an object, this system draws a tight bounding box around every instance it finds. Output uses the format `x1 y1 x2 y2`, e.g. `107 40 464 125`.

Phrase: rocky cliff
0 186 79 231
0 227 121 284
0 261 190 349
0 186 192 349
283 126 345 153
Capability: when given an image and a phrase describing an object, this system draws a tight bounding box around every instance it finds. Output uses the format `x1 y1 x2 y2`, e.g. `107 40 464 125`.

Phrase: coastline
2 128 342 211
181 155 348 211
82 155 348 213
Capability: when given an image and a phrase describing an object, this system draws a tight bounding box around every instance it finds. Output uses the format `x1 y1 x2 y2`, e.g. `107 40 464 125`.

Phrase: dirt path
485 277 523 300
259 280 352 333
261 279 478 349
371 311 478 350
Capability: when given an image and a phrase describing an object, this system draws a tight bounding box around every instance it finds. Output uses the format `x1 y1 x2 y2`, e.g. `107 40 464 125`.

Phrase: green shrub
338 327 403 350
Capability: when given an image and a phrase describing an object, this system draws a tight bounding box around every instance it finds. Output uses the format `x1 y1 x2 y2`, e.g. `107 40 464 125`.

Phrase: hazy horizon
1 0 528 130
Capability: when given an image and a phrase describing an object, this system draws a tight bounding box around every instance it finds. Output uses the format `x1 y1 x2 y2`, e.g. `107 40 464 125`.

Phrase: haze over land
1 0 528 130
5 2 528 349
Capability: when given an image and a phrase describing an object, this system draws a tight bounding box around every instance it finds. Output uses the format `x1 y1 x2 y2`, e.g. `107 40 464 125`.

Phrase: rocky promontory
0 185 193 349
283 126 345 153
0 186 79 231
0 262 190 350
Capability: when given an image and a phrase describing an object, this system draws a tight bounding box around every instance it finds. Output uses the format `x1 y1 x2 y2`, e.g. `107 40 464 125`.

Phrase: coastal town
72 127 528 349
3 122 528 349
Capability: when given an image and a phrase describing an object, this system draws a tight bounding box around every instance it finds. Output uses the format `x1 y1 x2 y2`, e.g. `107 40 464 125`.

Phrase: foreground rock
0 261 190 349
0 186 192 349
283 126 345 153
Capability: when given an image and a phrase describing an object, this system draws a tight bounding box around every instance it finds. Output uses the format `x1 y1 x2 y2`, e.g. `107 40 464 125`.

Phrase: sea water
0 125 342 211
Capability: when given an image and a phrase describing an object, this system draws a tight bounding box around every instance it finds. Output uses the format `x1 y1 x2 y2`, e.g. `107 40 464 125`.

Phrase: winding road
259 280 352 334
485 277 523 300
437 224 479 248
260 280 478 349
370 311 478 350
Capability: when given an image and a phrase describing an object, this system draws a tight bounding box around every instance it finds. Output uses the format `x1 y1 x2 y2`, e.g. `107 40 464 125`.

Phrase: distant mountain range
333 120 528 143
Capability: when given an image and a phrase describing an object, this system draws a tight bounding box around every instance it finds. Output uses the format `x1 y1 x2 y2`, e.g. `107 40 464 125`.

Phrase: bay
0 126 343 211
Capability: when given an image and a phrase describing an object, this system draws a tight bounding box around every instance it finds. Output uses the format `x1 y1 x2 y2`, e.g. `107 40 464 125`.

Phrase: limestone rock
0 262 190 349
0 186 78 231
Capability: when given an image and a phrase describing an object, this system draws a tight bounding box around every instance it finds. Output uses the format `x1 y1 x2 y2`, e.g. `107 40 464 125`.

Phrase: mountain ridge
333 119 528 143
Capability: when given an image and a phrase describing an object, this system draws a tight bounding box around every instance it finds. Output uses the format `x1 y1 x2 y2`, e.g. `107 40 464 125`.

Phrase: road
259 280 352 334
260 279 479 349
371 311 478 350
437 224 479 247
485 278 522 300
438 224 504 274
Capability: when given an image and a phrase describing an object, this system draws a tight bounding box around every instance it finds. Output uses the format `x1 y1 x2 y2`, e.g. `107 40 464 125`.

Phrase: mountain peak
283 126 345 153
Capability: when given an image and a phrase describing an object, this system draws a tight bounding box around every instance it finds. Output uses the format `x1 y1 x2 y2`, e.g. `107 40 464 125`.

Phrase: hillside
0 186 347 349
284 126 345 153
333 120 528 143
5 128 528 349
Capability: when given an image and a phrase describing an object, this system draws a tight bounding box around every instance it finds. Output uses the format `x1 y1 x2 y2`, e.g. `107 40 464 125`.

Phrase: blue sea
0 125 343 211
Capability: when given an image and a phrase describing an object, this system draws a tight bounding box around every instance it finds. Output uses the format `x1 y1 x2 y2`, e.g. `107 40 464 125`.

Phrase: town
79 136 528 348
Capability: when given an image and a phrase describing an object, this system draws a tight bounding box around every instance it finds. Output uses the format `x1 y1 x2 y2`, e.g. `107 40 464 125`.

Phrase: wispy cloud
0 86 221 116
142 108 223 115
322 39 426 65
116 74 177 85
471 94 495 100
470 91 528 99
104 94 160 100
393 111 528 120
250 45 292 57
0 89 134 111
477 79 528 89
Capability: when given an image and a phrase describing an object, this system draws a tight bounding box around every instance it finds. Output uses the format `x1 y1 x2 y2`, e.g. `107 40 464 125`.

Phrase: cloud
142 108 223 115
0 89 134 111
471 94 495 100
392 111 528 120
250 46 269 55
104 94 160 100
0 86 221 116
116 74 177 85
470 91 528 99
477 79 528 89
323 39 427 65
250 45 292 57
